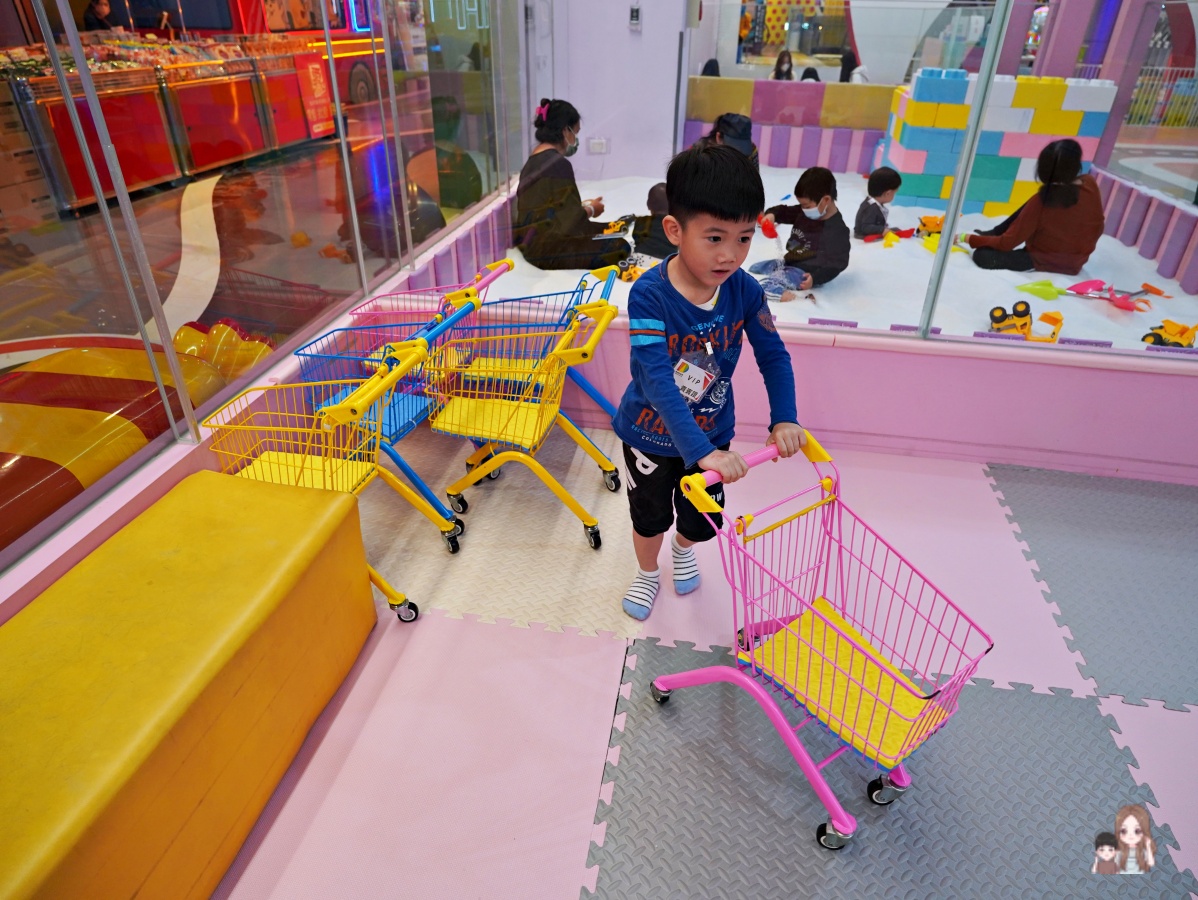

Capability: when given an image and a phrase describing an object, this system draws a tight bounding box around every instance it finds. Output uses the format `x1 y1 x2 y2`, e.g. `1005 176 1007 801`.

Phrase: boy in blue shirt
612 145 806 620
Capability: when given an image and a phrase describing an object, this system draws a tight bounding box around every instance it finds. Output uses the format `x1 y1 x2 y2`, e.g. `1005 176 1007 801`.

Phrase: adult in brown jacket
965 139 1104 275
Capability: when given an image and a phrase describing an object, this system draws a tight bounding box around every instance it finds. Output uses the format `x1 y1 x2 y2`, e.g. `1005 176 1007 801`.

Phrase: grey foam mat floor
585 639 1198 900
986 465 1198 710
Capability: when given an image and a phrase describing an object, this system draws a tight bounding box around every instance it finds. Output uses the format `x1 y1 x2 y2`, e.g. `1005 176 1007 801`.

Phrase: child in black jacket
761 167 850 288
855 166 901 238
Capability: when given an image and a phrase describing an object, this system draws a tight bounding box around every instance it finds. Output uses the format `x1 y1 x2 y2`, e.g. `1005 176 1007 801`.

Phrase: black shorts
622 442 728 542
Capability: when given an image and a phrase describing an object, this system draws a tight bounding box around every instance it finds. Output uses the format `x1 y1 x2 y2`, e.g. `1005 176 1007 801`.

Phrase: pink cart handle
473 258 515 291
693 445 780 488
679 431 833 514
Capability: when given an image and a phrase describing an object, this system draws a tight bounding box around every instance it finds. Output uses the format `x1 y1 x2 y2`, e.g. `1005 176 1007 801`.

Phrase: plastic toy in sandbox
598 217 652 282
988 300 1064 343
1018 279 1154 312
1142 320 1198 348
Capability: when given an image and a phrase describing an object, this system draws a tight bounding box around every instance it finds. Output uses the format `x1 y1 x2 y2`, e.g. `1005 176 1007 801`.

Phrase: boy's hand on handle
697 449 749 484
766 422 806 459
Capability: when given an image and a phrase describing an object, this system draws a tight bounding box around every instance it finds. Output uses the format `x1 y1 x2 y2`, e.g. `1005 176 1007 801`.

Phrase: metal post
319 0 371 293
36 0 200 441
373 0 418 272
918 0 1017 338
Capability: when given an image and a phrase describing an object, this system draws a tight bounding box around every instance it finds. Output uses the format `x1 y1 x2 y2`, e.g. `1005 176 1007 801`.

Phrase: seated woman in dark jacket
513 98 629 271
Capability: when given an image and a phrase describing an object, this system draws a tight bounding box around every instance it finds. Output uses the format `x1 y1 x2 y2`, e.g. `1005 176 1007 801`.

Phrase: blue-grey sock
672 534 701 594
622 568 660 620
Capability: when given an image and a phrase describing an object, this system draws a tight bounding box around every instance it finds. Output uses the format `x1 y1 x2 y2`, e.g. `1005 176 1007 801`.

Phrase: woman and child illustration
1093 805 1156 875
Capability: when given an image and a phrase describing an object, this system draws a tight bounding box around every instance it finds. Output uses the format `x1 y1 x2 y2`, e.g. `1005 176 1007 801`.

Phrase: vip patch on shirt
673 350 720 404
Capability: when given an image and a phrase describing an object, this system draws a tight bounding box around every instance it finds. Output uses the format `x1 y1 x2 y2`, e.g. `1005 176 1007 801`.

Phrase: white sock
622 567 660 620
672 534 701 594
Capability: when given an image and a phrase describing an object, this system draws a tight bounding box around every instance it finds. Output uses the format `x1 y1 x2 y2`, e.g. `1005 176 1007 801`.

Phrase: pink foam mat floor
1099 696 1198 882
214 608 627 900
636 443 1095 697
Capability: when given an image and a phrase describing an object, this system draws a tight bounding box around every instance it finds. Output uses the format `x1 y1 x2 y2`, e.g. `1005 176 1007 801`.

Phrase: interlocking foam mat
585 639 1198 899
985 465 1198 710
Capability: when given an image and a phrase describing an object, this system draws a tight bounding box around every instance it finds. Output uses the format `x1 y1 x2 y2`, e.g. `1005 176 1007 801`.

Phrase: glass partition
927 0 1198 356
0 0 526 571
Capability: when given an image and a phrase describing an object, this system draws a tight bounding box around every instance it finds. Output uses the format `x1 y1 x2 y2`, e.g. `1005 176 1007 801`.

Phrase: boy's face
798 195 833 219
663 212 755 290
877 188 897 204
1096 846 1117 861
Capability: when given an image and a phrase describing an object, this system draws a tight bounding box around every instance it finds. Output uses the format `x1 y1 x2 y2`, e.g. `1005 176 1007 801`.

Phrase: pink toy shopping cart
651 435 993 850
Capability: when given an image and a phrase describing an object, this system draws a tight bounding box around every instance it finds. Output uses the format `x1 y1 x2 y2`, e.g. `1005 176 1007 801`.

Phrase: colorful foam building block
911 68 969 105
1061 78 1119 112
1030 108 1085 135
1012 75 1068 109
879 73 1116 213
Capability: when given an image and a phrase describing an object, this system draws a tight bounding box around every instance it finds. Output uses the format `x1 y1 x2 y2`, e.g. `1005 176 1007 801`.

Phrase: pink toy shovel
1066 280 1152 312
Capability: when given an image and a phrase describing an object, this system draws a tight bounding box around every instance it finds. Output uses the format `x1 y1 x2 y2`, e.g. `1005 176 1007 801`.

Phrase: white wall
850 0 951 85
689 0 721 73
551 0 688 181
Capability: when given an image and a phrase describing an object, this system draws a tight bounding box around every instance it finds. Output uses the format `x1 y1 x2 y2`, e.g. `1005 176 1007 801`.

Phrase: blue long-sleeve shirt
612 257 799 467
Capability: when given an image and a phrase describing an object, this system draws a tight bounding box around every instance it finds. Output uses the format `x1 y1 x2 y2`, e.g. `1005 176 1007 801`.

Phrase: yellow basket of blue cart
202 347 424 621
423 299 619 549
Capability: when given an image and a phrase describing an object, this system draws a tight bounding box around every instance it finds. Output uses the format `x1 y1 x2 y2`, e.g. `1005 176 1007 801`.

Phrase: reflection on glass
0 0 393 563
930 0 1197 355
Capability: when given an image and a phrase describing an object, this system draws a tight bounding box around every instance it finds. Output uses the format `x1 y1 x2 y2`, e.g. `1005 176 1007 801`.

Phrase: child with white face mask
758 167 851 290
855 166 902 238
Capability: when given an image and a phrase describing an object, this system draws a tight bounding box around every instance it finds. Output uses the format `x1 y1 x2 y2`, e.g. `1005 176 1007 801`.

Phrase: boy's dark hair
533 98 580 145
1095 832 1117 850
867 166 902 198
795 167 838 203
666 145 764 225
647 182 668 216
1037 138 1083 209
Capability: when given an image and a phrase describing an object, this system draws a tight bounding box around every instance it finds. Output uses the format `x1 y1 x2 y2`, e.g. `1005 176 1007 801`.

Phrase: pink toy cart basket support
651 435 993 850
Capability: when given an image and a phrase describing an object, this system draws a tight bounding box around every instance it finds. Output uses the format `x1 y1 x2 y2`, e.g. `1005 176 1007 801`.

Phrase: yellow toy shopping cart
202 347 424 621
423 299 619 548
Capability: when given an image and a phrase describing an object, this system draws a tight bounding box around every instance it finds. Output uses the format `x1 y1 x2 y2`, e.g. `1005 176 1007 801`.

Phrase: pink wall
563 320 1198 486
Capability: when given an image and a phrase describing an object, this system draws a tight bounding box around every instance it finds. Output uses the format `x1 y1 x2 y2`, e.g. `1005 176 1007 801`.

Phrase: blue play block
911 68 969 105
899 125 957 153
976 131 1004 156
962 200 985 215
923 151 960 177
1081 161 1092 174
1078 111 1109 138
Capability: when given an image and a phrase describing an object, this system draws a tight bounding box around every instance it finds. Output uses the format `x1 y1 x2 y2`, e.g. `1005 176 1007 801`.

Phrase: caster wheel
816 822 852 850
394 601 419 623
650 683 671 704
486 466 503 481
867 775 907 806
603 469 621 492
448 494 468 514
585 524 602 550
444 534 460 554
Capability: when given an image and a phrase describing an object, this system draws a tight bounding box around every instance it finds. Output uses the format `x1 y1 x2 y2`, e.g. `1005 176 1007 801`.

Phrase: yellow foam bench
0 471 378 900
737 597 946 769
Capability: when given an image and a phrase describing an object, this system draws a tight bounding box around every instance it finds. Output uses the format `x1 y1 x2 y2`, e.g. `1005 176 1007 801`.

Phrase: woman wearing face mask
512 98 630 270
772 50 794 81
